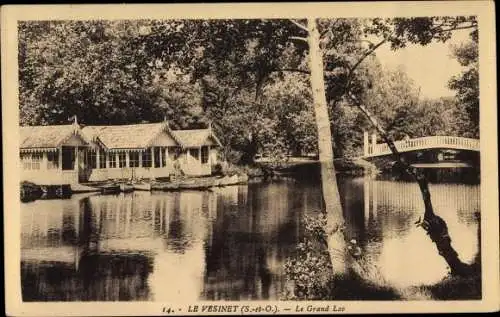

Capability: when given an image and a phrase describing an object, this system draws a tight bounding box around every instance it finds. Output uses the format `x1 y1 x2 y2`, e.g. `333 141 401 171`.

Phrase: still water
21 176 480 301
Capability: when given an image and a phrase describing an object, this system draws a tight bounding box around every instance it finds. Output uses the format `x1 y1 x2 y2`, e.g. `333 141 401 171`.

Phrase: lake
20 175 480 301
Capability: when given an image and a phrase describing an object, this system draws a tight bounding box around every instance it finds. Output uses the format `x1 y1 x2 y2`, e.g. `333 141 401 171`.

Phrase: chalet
20 120 222 185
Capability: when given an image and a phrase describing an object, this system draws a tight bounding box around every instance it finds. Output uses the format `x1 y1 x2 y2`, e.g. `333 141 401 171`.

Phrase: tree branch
289 36 309 43
288 19 309 33
349 38 387 75
435 25 478 32
328 37 388 106
359 39 375 46
273 67 310 75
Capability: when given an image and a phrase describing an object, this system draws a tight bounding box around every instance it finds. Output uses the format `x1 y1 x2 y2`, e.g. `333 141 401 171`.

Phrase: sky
372 29 471 99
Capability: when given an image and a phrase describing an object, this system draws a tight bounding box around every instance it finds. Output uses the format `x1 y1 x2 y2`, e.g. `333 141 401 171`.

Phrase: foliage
18 17 479 162
362 16 477 49
282 213 401 300
282 213 333 300
448 35 479 137
18 20 201 127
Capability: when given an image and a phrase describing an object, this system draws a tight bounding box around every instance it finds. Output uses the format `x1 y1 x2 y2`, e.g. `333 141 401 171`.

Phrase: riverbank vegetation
282 214 401 300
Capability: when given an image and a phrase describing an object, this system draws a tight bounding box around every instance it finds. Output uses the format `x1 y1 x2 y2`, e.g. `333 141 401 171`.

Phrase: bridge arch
361 132 480 168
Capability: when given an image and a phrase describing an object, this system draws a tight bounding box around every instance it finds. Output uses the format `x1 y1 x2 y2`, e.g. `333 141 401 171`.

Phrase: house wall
87 166 174 182
21 144 220 184
21 151 79 185
22 169 79 185
86 148 177 182
210 148 218 165
88 146 217 179
177 146 214 176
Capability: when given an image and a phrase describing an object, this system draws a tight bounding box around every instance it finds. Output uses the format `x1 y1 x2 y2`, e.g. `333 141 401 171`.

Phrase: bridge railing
366 136 480 157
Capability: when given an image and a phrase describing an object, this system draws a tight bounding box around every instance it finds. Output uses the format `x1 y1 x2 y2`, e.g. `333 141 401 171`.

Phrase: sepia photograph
2 2 498 315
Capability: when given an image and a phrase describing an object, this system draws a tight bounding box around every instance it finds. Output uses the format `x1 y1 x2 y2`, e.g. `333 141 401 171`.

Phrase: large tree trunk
354 100 471 276
307 18 347 275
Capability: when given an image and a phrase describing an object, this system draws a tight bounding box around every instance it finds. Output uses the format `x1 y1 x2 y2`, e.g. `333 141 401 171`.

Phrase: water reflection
21 176 480 301
347 176 480 288
21 182 313 301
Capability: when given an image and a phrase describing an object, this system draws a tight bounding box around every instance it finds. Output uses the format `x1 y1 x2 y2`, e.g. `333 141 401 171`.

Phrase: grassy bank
416 261 481 300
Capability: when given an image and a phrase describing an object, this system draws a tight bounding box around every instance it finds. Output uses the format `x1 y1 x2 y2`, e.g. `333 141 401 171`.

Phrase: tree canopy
18 16 479 163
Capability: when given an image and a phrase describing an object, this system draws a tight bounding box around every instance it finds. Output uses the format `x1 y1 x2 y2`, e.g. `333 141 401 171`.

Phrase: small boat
133 182 151 191
219 174 240 186
100 183 120 194
119 183 134 193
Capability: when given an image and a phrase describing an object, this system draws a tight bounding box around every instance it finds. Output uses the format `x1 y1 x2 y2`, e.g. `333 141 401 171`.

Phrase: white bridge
362 132 480 158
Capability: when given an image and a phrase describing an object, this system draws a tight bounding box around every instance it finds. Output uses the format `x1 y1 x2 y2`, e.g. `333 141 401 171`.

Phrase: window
109 153 117 168
89 150 97 169
31 153 42 170
47 151 59 169
189 148 199 161
118 152 126 168
21 153 32 170
142 149 152 167
161 147 167 167
201 146 209 164
129 152 140 167
61 147 75 170
99 150 106 168
154 147 161 168
167 147 180 160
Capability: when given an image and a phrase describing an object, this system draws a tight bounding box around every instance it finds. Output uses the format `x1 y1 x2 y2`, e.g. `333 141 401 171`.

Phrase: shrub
282 213 333 300
282 213 400 300
211 163 224 176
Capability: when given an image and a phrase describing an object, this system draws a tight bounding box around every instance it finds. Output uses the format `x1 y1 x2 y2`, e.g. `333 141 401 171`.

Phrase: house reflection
22 185 301 302
21 196 155 301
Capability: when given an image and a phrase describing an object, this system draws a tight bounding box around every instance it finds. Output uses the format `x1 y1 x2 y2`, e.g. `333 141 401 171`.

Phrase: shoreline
19 158 479 202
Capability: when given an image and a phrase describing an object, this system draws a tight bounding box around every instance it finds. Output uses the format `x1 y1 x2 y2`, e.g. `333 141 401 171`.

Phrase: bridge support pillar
363 131 369 156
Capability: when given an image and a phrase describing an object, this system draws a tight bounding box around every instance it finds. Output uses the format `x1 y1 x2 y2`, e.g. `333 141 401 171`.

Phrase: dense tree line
18 18 478 163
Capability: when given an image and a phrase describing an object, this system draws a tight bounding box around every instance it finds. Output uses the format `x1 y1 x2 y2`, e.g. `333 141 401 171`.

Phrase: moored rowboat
100 184 120 194
119 183 134 193
133 182 152 191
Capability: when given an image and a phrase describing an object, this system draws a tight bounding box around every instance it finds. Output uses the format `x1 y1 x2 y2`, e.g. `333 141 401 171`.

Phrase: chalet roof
171 129 222 148
21 122 222 151
20 124 88 149
82 123 167 149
